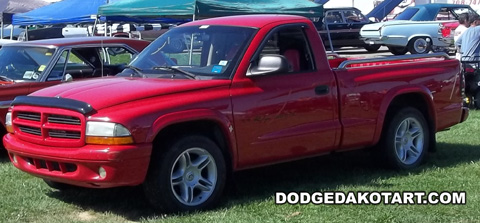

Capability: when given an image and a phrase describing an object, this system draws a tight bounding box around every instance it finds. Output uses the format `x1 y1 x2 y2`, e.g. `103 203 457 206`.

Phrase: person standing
456 15 480 61
454 13 469 60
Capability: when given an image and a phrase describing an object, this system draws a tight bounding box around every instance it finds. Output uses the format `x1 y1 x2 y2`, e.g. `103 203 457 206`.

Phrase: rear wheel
388 46 408 55
408 37 431 54
143 135 226 213
364 44 381 53
474 91 480 109
378 107 429 170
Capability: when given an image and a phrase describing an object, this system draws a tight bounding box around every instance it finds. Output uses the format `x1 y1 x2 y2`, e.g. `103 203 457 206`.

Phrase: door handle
315 85 329 95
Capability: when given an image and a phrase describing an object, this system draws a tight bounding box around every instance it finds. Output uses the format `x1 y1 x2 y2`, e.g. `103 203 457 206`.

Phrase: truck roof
182 14 311 28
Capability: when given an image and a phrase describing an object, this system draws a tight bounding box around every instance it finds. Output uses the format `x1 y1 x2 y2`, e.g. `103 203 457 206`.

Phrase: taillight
465 68 475 73
439 21 459 38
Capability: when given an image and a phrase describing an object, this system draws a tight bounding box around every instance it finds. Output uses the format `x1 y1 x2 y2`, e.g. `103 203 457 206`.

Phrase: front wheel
388 46 408 55
379 107 429 170
364 44 381 53
143 135 226 213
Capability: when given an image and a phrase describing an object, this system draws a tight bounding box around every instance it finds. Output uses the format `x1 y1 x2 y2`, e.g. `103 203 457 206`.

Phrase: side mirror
247 55 289 76
63 73 73 82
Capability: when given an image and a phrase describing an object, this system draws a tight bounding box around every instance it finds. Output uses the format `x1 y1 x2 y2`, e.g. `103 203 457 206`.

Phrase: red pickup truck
3 15 468 212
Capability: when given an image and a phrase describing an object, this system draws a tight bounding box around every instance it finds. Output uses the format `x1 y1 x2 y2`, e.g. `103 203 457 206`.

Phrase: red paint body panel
4 133 151 188
2 15 467 187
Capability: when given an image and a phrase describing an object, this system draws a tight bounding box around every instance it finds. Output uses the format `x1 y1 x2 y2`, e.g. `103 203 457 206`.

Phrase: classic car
320 7 381 52
0 37 150 148
360 4 478 55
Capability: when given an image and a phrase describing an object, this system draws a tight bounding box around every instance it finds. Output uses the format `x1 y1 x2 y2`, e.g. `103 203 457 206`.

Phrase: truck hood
30 77 231 110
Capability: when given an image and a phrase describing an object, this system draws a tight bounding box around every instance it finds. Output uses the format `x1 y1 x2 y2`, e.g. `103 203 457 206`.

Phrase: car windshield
394 8 419 20
0 46 56 81
128 25 257 79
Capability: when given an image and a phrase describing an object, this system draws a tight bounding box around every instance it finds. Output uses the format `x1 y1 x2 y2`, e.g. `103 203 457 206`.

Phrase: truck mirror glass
247 55 289 76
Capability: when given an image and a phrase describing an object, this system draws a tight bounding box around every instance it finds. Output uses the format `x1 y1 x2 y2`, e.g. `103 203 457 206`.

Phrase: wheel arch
373 87 436 151
147 109 237 172
407 34 433 43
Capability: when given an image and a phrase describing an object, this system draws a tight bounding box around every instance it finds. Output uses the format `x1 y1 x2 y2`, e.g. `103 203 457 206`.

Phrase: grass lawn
1 111 480 223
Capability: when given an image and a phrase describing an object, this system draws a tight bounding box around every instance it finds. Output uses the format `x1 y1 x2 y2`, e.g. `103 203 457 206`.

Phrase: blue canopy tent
12 0 117 25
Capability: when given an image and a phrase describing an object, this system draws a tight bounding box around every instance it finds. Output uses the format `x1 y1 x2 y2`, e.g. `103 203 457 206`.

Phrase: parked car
0 37 150 148
320 7 381 52
3 15 467 213
360 4 478 55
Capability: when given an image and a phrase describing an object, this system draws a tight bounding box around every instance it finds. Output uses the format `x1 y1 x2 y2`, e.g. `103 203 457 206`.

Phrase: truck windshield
394 8 419 20
0 46 55 82
129 25 256 79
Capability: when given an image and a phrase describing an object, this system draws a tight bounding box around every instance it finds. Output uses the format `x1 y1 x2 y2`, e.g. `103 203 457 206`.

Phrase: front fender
372 85 436 145
146 109 238 165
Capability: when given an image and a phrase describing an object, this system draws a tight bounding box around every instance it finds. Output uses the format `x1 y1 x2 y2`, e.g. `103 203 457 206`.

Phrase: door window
254 26 315 73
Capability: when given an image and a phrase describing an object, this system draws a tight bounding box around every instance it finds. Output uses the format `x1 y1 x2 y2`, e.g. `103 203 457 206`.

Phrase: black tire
143 135 226 213
364 44 381 53
388 46 408 55
378 107 429 170
474 91 480 110
408 37 431 54
43 179 78 190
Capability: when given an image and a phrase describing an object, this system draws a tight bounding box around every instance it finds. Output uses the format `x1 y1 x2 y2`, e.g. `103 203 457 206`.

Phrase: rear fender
372 85 436 145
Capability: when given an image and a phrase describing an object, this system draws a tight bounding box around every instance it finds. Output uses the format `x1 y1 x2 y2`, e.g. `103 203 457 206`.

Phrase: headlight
5 112 13 133
85 121 134 145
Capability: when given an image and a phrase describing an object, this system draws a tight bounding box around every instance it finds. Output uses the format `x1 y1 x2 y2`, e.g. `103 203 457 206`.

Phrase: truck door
231 25 340 168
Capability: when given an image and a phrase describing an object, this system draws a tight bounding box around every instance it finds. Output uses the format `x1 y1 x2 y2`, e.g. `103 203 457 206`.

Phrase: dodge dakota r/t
3 15 468 212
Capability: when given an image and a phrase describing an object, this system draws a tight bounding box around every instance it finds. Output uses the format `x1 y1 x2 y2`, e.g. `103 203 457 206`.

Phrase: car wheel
474 91 480 110
364 44 381 53
408 37 431 54
379 107 429 170
143 135 226 213
387 46 408 55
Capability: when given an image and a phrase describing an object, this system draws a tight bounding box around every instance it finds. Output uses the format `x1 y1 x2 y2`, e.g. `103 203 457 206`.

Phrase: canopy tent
12 0 122 25
97 0 323 22
0 0 50 23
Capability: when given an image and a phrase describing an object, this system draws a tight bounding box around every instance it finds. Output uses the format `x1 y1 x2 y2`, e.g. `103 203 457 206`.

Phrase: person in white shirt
455 13 469 60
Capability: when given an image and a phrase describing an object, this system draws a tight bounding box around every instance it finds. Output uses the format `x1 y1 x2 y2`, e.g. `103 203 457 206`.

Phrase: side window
436 8 455 20
343 9 366 23
47 50 69 81
256 26 315 73
325 11 344 24
99 47 135 65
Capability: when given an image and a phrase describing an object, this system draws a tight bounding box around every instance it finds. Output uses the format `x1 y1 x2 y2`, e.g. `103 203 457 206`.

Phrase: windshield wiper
153 66 196 80
123 65 144 77
0 75 14 82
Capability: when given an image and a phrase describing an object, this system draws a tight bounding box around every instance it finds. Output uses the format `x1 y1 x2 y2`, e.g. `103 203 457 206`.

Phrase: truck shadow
45 142 480 221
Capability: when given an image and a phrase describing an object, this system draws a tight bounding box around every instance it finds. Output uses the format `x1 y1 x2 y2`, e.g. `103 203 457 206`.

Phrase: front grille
48 130 81 139
12 107 85 147
17 112 41 122
24 157 77 173
18 125 41 136
47 115 81 125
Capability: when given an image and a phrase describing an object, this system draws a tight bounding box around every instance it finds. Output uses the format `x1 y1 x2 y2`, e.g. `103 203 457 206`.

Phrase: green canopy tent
97 0 323 24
